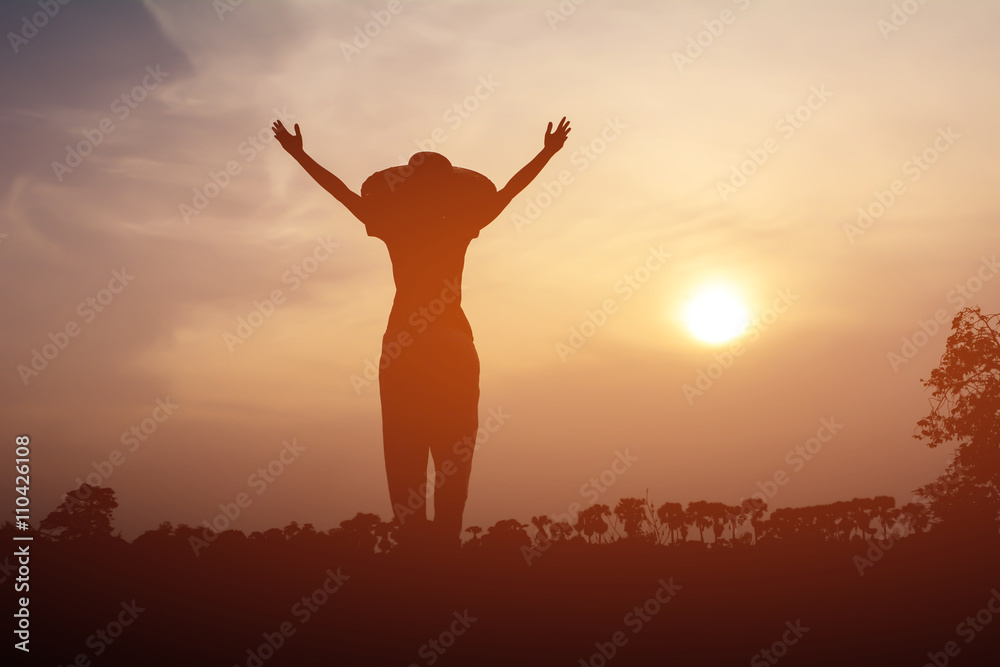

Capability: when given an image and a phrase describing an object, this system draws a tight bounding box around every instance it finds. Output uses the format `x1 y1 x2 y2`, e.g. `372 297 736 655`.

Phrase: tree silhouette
530 515 551 545
334 512 380 553
575 504 611 544
481 519 531 551
848 497 876 540
917 463 999 535
825 501 851 541
614 497 650 542
656 501 687 544
131 521 179 556
685 501 712 543
739 498 767 544
705 502 731 543
373 520 394 553
766 508 797 541
897 501 931 535
916 308 1000 460
723 504 742 541
465 525 483 548
871 495 897 540
40 484 118 541
915 307 1000 530
281 521 302 540
549 520 575 542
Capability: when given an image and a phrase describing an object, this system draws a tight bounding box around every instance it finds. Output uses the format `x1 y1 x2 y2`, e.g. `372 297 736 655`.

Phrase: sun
683 285 750 344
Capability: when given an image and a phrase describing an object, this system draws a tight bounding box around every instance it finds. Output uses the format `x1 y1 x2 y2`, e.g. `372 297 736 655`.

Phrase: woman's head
397 152 455 207
408 152 452 173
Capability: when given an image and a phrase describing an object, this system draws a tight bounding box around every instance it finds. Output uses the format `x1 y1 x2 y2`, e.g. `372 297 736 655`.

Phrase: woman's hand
543 116 571 153
494 116 573 215
272 120 303 156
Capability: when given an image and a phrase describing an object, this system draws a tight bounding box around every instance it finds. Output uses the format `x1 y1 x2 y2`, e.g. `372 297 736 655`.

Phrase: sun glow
683 285 750 344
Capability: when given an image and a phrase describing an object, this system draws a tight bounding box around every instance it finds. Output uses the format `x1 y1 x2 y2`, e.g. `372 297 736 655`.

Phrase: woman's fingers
550 117 570 137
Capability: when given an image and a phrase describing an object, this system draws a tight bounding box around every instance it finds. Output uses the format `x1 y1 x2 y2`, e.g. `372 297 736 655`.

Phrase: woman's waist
385 309 472 338
388 283 467 321
389 276 464 306
383 306 473 342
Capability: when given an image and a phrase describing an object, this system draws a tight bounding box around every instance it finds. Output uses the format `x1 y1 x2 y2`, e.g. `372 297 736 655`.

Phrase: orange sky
2 0 999 539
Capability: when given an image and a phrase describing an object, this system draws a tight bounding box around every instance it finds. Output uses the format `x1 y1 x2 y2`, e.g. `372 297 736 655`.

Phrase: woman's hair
408 151 452 172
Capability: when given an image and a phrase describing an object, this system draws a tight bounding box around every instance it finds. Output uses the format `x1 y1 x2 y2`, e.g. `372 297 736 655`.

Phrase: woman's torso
382 230 475 340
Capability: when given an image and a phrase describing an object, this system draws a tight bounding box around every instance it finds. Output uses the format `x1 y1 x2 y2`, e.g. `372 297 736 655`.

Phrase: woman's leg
378 327 480 550
379 332 432 542
426 329 480 548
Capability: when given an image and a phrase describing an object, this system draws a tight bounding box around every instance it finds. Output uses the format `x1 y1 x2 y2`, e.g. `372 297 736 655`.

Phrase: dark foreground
10 529 1000 667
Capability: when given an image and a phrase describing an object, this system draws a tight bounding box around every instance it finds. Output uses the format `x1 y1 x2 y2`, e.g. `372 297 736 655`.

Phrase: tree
656 502 687 544
917 464 998 535
40 484 118 541
916 308 1000 470
592 507 612 543
896 502 931 535
915 307 1000 530
755 517 773 543
262 527 285 544
530 515 551 545
739 498 768 544
614 497 650 541
685 501 712 543
131 521 178 555
548 520 574 542
724 504 742 541
871 495 897 540
848 497 876 540
575 504 611 544
282 521 302 540
481 519 531 551
764 508 795 541
334 512 381 553
464 525 483 549
705 502 731 544
825 501 852 541
373 520 394 553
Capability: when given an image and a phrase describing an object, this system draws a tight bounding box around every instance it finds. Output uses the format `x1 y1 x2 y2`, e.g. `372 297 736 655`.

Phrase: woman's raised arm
272 120 368 223
495 116 571 208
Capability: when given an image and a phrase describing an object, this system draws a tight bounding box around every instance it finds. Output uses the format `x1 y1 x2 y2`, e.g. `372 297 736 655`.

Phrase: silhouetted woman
273 116 571 551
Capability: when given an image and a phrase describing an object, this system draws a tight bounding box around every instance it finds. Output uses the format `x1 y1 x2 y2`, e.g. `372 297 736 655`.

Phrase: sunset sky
2 0 999 540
